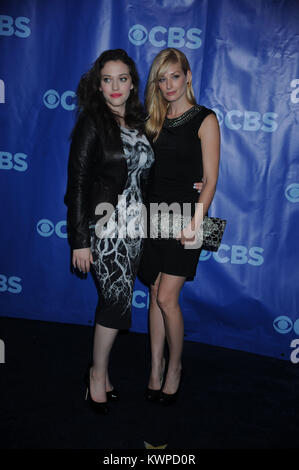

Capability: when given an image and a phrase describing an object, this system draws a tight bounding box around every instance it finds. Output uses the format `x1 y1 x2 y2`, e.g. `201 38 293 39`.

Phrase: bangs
156 50 184 81
158 60 180 79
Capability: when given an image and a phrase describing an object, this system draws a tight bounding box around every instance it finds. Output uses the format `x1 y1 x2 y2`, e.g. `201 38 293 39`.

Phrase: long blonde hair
145 48 196 141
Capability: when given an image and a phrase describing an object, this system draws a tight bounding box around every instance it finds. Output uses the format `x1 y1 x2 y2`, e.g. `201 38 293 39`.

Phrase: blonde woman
139 48 220 405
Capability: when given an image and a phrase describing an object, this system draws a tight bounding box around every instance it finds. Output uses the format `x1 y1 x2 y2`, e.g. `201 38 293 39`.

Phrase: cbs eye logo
285 183 299 203
43 90 76 111
129 25 148 45
273 316 299 335
37 219 67 238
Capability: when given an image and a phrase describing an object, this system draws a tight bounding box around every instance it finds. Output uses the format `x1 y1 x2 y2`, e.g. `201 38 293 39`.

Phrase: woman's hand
180 224 196 244
72 248 93 273
193 181 204 193
178 219 202 249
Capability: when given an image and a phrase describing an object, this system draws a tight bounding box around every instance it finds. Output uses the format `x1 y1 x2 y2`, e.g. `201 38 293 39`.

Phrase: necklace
164 105 202 128
166 105 195 119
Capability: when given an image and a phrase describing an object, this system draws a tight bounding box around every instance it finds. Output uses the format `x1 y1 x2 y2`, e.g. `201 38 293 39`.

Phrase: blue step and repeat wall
1 0 299 361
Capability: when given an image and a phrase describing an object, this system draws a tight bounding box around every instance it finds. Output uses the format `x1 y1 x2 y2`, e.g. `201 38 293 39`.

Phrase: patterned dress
89 127 154 329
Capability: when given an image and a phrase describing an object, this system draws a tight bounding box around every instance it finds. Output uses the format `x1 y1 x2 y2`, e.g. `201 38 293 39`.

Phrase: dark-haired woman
65 49 154 414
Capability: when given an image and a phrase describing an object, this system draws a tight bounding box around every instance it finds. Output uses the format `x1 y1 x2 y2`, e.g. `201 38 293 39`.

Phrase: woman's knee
156 292 178 314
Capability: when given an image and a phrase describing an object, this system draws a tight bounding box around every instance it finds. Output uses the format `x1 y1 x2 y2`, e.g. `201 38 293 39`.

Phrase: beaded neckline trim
164 104 202 128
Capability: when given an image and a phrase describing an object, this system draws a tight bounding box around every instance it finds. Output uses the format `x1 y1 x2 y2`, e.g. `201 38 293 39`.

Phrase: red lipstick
166 91 176 96
110 93 123 98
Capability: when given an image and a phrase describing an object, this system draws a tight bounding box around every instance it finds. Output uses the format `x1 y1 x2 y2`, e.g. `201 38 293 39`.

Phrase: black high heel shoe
158 389 179 406
106 388 119 402
84 369 119 403
145 387 161 402
158 370 183 406
84 369 111 415
145 358 166 403
85 385 110 415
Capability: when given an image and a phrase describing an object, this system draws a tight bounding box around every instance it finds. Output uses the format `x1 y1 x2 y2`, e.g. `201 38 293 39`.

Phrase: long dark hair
75 49 145 138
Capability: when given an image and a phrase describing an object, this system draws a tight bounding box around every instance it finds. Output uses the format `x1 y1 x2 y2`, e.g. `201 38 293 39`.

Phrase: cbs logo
128 24 202 49
273 316 299 335
285 183 299 203
0 275 22 294
43 90 76 111
0 152 28 171
0 15 31 38
132 290 149 309
213 108 278 133
37 219 67 239
200 244 264 266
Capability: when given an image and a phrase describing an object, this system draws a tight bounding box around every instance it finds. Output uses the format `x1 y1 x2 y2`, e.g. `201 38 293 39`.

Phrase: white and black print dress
89 128 154 329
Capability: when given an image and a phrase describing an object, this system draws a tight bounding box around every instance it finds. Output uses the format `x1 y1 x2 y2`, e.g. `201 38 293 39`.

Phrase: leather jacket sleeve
64 113 99 250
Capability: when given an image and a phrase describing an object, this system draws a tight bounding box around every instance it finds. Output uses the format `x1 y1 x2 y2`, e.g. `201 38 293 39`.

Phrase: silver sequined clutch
150 212 226 252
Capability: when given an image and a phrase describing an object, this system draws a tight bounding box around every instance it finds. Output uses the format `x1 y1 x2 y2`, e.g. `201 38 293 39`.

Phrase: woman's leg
156 273 186 394
147 273 166 390
90 323 118 403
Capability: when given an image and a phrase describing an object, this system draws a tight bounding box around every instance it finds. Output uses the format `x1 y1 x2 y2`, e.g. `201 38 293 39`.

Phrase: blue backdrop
1 0 299 361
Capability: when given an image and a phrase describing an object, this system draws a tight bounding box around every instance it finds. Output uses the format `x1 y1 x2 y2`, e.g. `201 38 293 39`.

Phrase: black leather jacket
64 112 150 249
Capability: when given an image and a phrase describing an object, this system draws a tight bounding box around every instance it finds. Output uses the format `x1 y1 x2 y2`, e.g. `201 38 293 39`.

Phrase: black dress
138 105 215 286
